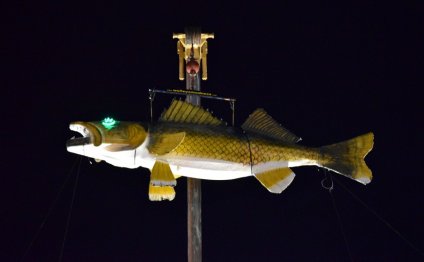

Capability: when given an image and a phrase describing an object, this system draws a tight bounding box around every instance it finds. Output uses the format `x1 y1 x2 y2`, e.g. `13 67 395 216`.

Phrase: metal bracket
229 100 235 126
148 89 156 122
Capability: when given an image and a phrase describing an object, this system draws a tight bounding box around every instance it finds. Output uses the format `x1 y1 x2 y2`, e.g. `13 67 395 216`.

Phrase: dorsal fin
242 109 301 143
159 99 225 126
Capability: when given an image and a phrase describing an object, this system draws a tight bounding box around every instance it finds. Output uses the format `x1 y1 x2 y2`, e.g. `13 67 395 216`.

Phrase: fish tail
319 132 374 185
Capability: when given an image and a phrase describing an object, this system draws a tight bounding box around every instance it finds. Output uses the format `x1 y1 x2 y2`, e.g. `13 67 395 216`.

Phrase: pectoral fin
150 161 177 186
254 167 295 193
148 132 185 155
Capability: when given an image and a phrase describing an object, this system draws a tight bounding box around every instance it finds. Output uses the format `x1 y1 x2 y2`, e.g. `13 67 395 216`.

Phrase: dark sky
3 0 423 261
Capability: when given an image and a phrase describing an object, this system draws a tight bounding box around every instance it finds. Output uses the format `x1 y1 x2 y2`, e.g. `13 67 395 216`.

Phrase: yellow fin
242 109 301 143
104 123 147 152
320 132 374 185
148 185 175 201
150 161 177 186
254 167 295 193
148 132 185 155
126 123 147 148
160 99 225 126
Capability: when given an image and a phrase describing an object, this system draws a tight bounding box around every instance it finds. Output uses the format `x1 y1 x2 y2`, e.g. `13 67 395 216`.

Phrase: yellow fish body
67 100 374 201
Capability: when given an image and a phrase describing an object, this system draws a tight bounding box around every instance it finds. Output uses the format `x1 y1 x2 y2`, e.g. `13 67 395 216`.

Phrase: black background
2 0 423 261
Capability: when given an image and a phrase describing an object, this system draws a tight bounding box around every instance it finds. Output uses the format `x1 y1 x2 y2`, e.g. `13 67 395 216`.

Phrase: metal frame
148 89 236 126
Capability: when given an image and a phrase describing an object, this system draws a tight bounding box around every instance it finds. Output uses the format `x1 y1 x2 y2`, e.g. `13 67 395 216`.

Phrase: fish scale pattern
251 140 288 165
170 130 252 165
150 124 320 168
249 137 319 165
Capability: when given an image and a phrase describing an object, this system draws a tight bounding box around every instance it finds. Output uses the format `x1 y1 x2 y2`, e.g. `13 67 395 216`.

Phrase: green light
102 117 117 129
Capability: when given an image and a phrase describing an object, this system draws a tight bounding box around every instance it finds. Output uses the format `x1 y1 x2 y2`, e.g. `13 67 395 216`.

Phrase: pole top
174 28 214 81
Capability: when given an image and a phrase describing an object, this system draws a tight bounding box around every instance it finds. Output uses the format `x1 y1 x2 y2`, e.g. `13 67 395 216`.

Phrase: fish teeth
70 124 90 138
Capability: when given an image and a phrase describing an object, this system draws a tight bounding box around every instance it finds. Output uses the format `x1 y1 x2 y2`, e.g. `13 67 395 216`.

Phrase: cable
322 171 354 262
58 156 82 261
20 156 80 262
329 189 354 262
334 177 424 258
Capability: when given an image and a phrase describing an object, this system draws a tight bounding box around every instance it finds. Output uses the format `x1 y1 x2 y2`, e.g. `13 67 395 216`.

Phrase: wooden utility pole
173 27 214 262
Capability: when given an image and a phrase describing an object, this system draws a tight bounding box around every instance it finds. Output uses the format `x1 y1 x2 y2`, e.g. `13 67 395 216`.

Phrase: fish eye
102 117 118 129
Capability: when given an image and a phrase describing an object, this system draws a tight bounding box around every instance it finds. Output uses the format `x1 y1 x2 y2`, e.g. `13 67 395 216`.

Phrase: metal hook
321 169 334 192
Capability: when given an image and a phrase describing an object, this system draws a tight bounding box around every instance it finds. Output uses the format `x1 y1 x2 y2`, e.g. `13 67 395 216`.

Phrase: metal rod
148 90 155 123
148 88 236 102
149 88 236 127
230 101 235 126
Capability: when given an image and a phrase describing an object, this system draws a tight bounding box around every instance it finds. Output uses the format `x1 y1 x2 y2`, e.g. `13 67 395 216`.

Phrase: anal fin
254 167 295 193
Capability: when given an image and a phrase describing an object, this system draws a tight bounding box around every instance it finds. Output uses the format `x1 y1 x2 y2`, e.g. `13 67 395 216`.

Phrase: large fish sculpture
67 100 374 201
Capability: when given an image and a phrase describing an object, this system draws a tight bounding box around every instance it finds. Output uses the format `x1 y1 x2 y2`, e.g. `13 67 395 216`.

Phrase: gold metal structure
173 31 214 80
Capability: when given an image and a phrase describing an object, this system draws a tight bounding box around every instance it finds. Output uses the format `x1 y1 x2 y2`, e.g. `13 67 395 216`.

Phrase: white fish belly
167 158 311 180
167 157 252 180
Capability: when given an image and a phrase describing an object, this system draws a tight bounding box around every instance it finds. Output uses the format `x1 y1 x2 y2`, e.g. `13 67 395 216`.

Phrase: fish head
66 118 148 167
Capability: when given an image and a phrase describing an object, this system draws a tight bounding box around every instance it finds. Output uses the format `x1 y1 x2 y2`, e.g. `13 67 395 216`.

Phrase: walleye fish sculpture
67 100 374 201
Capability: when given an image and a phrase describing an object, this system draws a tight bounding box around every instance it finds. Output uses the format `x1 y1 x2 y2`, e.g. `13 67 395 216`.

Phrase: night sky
3 1 423 261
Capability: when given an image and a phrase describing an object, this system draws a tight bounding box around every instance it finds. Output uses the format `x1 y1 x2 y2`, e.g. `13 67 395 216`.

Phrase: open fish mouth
67 122 102 147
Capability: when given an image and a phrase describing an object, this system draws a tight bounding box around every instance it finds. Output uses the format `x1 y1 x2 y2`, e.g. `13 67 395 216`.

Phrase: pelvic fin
148 185 176 201
150 161 177 187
